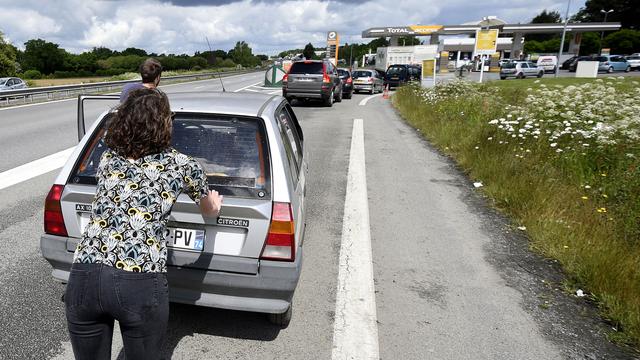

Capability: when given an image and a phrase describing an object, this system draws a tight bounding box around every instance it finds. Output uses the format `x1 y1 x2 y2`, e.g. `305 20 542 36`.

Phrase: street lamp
555 0 571 78
599 9 614 55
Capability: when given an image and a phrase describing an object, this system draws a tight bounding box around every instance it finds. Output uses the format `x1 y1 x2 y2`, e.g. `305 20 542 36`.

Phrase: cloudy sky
0 0 586 55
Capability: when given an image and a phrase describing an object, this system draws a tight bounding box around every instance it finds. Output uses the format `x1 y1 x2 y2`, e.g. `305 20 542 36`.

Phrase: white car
500 61 544 79
0 77 28 91
625 55 640 71
536 56 558 73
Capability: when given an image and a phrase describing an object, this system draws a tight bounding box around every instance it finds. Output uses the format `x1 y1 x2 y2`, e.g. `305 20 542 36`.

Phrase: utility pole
599 9 614 55
555 0 571 78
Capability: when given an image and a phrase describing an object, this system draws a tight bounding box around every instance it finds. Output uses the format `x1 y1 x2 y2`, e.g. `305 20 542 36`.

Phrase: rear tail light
44 184 68 237
283 73 289 83
322 63 331 83
346 77 352 84
260 202 295 261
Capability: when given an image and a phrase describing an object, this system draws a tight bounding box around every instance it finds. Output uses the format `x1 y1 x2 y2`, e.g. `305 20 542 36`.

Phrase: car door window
277 106 301 181
6 79 14 86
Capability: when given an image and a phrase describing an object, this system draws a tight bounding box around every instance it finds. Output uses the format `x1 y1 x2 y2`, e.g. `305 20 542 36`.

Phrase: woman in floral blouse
65 88 223 360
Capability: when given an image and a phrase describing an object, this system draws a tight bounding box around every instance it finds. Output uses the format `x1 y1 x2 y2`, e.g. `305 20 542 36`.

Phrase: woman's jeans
65 263 169 360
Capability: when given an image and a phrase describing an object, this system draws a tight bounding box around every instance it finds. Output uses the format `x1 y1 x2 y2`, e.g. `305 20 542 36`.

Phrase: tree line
0 35 267 79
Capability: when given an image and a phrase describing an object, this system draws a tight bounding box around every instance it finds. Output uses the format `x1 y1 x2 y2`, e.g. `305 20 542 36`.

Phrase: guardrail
0 69 258 106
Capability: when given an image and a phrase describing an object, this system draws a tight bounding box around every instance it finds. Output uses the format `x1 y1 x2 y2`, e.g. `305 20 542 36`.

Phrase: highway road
0 71 636 359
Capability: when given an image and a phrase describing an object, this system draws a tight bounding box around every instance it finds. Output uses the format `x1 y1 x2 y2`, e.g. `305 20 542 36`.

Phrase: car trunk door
287 62 324 93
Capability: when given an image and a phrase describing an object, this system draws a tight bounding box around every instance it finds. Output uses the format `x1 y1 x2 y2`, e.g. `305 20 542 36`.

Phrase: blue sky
0 0 586 55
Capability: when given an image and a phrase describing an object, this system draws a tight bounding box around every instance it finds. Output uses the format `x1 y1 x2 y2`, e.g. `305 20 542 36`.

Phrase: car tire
625 66 631 73
324 90 334 107
335 88 343 103
500 76 507 80
537 71 544 78
344 90 352 99
516 73 524 79
268 306 292 328
607 67 613 73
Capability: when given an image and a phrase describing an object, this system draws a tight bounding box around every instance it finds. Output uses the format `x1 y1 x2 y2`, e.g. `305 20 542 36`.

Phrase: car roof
166 92 279 117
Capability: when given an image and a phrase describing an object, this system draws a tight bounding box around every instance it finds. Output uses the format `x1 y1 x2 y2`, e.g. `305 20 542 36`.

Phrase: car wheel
537 71 544 78
625 66 631 73
324 90 334 107
336 87 343 103
268 306 292 328
344 90 352 99
607 67 613 73
500 76 506 80
516 73 524 79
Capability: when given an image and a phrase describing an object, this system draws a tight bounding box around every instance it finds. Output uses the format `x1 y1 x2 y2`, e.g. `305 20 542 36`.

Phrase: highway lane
0 71 265 173
0 78 637 359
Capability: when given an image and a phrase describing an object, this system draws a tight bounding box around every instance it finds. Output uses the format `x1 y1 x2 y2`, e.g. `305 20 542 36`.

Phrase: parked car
0 77 28 91
596 55 631 73
336 68 354 99
500 61 544 79
568 56 594 72
536 55 558 73
561 56 578 70
624 55 640 71
282 59 343 107
384 64 421 89
498 59 512 67
41 92 307 327
351 69 384 94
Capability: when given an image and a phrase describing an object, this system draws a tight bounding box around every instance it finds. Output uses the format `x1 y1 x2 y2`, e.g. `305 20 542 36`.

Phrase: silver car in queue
40 92 307 327
500 61 544 80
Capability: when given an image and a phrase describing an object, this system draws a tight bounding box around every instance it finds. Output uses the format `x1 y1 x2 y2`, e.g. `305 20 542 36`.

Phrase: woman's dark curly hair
105 88 172 159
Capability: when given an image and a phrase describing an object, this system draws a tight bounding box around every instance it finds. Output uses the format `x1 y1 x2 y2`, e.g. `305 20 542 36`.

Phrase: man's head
140 58 162 86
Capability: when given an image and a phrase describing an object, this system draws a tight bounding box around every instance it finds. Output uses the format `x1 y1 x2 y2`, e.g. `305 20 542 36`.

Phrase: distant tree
22 39 66 75
231 41 257 67
303 43 315 59
0 32 18 76
120 47 148 57
578 32 601 55
90 47 116 60
603 29 640 54
527 10 563 42
573 0 638 30
256 54 268 61
396 36 421 46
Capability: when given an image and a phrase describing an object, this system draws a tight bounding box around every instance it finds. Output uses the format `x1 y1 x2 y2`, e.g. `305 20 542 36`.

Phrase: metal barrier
0 69 257 106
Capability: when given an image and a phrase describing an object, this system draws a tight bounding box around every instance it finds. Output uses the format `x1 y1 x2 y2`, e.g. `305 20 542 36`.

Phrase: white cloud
0 0 586 55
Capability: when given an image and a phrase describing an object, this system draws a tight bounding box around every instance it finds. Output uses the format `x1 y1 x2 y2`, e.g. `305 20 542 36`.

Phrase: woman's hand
199 190 223 218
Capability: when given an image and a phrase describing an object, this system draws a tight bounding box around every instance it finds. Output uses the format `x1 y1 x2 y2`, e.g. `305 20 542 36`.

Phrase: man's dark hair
105 88 172 159
140 58 162 83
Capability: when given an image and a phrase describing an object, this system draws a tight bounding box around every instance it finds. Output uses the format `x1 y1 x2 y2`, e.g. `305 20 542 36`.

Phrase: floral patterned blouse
73 148 208 273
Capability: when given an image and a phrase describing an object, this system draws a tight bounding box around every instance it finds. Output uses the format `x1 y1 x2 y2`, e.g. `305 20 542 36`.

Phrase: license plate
354 80 365 84
297 78 314 82
168 228 204 251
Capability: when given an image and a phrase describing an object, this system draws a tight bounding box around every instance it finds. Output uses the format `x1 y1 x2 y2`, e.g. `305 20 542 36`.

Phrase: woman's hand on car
200 189 223 218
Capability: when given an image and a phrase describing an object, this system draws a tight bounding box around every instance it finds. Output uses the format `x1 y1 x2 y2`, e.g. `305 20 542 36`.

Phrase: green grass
393 78 640 347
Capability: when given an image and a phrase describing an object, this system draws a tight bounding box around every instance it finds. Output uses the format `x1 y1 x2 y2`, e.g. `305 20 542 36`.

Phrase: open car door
76 94 120 141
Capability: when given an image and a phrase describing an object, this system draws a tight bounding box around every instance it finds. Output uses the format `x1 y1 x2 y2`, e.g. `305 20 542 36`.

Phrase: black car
384 64 421 89
569 56 594 72
337 68 353 99
561 56 577 70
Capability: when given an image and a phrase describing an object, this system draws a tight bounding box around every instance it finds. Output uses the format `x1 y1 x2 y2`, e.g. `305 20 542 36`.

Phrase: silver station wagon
41 92 307 326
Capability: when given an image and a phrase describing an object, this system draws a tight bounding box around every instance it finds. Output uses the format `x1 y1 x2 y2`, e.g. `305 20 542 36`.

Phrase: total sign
326 31 340 65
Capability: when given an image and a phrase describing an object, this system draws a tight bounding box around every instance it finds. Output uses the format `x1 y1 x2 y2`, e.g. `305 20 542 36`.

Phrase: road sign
474 29 499 56
327 31 340 65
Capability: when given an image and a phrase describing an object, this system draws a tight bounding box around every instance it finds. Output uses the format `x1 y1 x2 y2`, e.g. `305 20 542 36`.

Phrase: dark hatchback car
336 68 353 99
282 60 343 107
568 56 594 72
384 64 421 89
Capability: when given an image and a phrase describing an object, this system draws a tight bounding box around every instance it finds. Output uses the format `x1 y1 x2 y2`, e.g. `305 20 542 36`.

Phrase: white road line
268 90 281 95
0 147 75 190
358 93 384 106
332 118 379 360
233 81 263 93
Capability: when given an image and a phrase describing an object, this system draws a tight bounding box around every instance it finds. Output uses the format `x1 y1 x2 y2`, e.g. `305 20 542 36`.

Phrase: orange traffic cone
382 84 389 99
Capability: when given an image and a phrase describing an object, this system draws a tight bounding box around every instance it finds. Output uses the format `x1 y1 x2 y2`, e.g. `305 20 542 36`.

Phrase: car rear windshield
71 113 271 199
352 71 372 78
627 56 640 60
502 63 516 69
289 62 324 74
337 69 349 76
387 66 405 75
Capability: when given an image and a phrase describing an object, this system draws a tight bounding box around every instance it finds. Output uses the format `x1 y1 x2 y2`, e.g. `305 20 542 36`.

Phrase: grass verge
393 77 640 346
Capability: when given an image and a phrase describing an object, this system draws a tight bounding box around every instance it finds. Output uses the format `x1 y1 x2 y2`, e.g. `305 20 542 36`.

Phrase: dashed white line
332 118 379 360
358 93 384 106
0 147 75 190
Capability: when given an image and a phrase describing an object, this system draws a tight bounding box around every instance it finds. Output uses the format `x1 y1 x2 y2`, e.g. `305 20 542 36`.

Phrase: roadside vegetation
393 77 640 346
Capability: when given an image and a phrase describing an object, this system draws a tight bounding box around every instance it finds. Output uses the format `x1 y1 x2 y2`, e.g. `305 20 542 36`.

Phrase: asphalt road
0 71 637 359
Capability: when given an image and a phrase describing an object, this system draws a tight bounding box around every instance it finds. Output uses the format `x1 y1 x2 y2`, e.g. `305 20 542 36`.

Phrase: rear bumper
342 84 353 93
353 84 373 91
40 234 302 314
283 87 331 99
